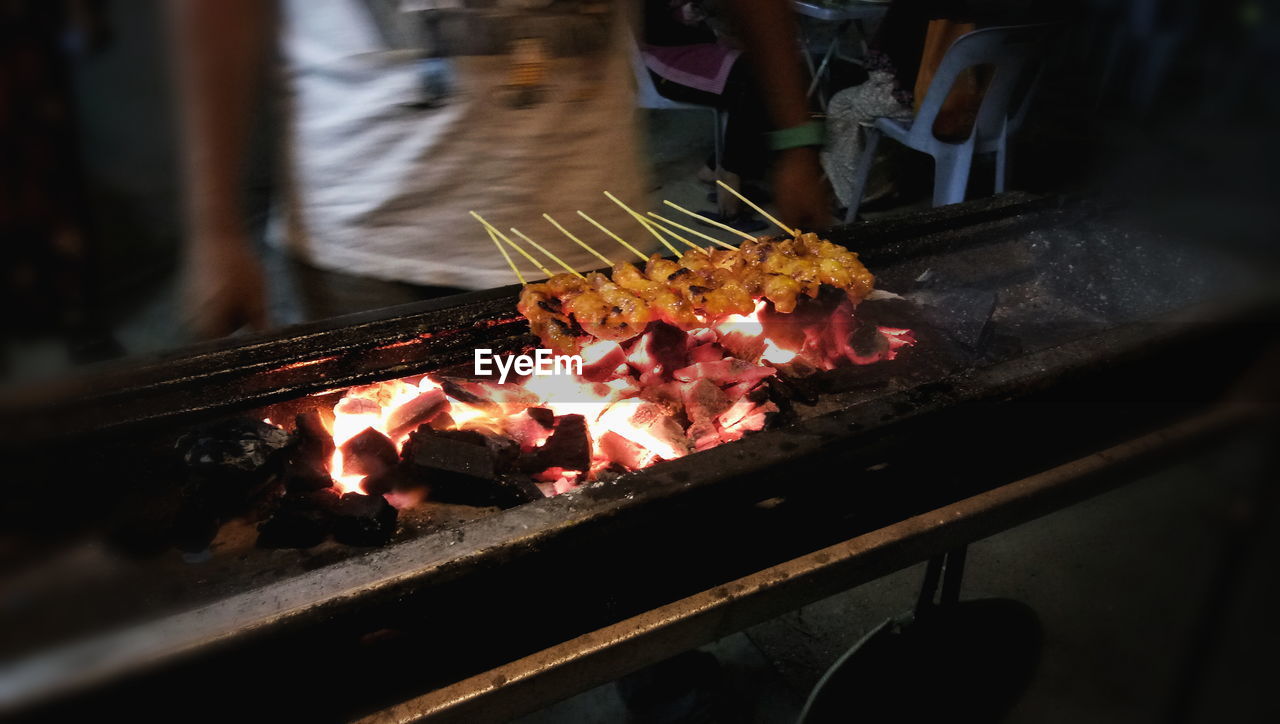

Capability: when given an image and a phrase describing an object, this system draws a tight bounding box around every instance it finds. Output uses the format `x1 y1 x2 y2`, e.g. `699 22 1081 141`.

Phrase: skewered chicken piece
518 233 875 353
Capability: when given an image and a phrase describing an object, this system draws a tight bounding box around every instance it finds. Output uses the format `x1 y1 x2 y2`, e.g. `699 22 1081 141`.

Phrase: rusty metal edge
358 403 1261 724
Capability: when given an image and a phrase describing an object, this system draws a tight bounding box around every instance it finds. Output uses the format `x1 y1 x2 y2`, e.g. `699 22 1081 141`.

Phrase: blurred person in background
174 0 828 339
0 0 118 367
642 0 773 231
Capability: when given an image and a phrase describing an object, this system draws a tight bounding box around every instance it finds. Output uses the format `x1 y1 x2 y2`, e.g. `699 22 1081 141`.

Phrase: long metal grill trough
0 193 1274 722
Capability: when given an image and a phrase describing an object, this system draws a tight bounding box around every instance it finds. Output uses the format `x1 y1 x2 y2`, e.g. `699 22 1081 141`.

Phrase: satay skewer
644 216 703 252
470 211 554 278
662 200 757 242
543 213 614 267
714 179 796 237
604 191 682 258
577 210 648 262
510 228 585 279
646 212 738 251
485 225 526 284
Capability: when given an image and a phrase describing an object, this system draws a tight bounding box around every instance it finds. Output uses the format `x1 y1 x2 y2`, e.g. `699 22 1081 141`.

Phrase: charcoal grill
0 193 1275 722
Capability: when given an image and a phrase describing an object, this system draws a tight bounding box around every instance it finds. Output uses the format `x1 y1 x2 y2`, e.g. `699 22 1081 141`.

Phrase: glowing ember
292 295 911 500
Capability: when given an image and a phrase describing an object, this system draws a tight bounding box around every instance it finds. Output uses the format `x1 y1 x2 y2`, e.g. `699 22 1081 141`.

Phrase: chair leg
932 146 973 207
994 133 1009 194
712 108 724 172
844 126 881 223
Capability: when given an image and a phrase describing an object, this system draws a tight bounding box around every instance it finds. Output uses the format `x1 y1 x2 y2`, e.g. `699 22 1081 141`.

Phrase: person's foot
696 163 717 185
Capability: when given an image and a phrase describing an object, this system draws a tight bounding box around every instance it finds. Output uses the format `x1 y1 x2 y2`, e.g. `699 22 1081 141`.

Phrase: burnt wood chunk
405 428 502 480
403 427 533 507
331 492 398 547
597 430 652 470
175 418 291 552
385 389 448 439
257 491 336 549
340 427 398 479
682 378 732 423
504 407 556 450
526 407 555 428
284 410 335 492
580 342 627 382
438 377 501 414
533 414 590 473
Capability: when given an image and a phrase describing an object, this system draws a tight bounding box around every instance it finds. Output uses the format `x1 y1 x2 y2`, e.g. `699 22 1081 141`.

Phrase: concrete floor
517 436 1278 723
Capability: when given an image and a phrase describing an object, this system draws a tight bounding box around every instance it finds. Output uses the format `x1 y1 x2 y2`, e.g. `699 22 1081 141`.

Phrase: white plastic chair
844 24 1049 221
627 32 725 171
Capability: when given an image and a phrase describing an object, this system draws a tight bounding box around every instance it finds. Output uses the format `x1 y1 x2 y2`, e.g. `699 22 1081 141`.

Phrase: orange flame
299 295 909 499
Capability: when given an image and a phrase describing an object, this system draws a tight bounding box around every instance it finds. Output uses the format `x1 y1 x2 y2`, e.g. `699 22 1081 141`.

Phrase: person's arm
171 0 272 338
726 0 831 230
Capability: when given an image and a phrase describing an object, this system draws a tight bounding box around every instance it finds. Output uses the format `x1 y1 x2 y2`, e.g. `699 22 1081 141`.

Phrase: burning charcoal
284 410 335 492
673 358 776 388
334 396 381 417
340 427 398 479
717 330 765 363
385 389 448 440
179 418 291 482
405 427 500 480
503 407 556 451
401 427 522 506
175 418 292 552
688 419 722 451
638 380 684 415
648 322 692 374
683 380 733 452
257 490 336 549
428 411 456 430
598 400 691 460
438 377 502 416
532 414 591 473
597 430 655 470
493 474 548 507
579 340 628 382
362 465 407 497
682 378 732 424
331 492 398 547
687 342 726 365
848 319 890 363
526 407 555 428
717 396 779 442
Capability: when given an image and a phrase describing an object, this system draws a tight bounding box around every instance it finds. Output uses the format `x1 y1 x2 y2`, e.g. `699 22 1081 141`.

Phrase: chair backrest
910 24 1050 147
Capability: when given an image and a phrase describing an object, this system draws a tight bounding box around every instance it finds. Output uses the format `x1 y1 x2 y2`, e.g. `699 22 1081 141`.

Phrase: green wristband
769 121 825 151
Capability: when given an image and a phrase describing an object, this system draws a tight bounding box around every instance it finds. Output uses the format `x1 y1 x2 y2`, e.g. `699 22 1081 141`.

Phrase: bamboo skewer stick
604 191 681 258
644 217 703 251
661 200 756 241
470 211 554 278
510 228 585 279
646 212 738 251
484 225 525 284
577 210 648 261
543 213 613 267
714 179 796 236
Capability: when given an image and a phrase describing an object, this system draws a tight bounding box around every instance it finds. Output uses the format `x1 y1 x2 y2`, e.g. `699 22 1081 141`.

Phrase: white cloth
273 0 653 289
820 70 914 209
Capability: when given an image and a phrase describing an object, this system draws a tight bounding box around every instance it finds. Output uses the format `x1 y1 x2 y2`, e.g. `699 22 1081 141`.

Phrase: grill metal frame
2 193 1275 721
